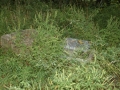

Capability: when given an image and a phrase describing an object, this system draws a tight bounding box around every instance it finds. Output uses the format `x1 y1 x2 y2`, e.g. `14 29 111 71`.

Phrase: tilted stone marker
0 29 36 54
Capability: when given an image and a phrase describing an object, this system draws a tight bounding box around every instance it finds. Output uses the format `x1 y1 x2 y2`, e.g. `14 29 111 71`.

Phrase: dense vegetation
0 0 120 89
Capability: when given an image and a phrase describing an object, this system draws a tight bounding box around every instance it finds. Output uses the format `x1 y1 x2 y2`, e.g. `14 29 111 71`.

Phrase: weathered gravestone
0 29 36 54
64 38 94 63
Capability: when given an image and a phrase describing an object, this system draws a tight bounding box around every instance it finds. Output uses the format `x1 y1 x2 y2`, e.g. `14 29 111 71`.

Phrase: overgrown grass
0 1 120 90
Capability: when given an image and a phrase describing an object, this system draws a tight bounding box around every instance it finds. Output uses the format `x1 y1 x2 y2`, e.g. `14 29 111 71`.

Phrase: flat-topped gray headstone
65 38 90 52
64 38 93 63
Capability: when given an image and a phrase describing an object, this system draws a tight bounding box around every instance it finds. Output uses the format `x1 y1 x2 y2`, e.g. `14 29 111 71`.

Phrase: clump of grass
51 5 99 40
93 4 120 29
46 62 114 90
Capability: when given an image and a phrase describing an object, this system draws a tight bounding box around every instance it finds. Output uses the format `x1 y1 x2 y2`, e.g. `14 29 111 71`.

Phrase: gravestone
0 29 36 54
64 38 94 63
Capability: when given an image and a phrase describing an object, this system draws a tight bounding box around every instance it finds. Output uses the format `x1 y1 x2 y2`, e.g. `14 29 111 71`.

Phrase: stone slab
64 38 93 63
0 29 36 54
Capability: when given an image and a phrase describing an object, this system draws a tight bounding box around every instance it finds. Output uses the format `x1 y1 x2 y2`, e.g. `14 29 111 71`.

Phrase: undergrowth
0 1 120 90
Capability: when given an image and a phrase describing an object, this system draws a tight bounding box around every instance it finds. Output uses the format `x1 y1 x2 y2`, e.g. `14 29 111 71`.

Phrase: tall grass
0 1 120 90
